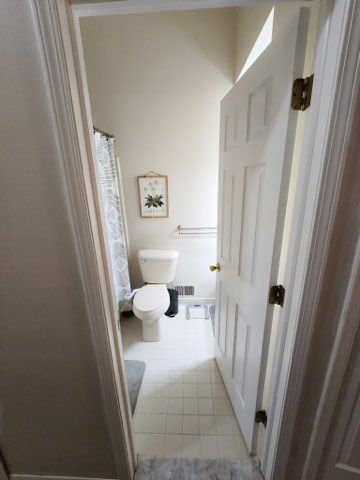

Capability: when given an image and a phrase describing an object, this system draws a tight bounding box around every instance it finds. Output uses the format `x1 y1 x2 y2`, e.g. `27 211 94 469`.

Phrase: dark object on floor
124 359 146 415
122 310 134 318
165 288 179 317
134 458 262 480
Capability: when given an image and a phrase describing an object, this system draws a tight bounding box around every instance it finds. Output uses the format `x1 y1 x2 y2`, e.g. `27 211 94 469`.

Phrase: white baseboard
11 476 117 480
179 297 215 305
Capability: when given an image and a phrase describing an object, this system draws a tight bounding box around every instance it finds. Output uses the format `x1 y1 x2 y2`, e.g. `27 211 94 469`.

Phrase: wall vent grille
172 285 195 296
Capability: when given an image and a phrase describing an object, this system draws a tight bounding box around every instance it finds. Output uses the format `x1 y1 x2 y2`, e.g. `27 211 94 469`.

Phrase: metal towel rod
177 225 217 235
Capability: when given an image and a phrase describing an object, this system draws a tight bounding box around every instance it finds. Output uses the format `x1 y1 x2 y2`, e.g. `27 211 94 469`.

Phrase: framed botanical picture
137 173 169 218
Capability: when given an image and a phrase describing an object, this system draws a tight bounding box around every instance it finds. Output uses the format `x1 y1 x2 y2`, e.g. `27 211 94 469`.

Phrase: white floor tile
213 398 232 416
169 384 184 397
183 398 198 414
197 360 210 371
215 416 241 435
183 415 200 434
140 383 157 397
135 433 147 455
233 435 249 459
183 384 198 398
171 359 185 370
211 383 227 398
143 369 158 383
208 359 217 369
170 370 184 384
134 414 150 433
122 305 249 461
183 371 197 383
184 358 198 370
199 398 214 415
154 383 170 398
157 371 171 383
197 384 212 398
200 435 218 459
217 435 239 458
197 371 211 384
199 415 217 435
164 434 183 458
167 397 183 414
182 435 201 458
210 369 222 384
145 434 165 457
147 414 167 434
136 397 154 414
152 397 169 414
166 415 183 434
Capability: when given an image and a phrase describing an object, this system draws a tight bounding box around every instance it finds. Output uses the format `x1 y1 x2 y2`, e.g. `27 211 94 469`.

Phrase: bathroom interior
79 1 319 462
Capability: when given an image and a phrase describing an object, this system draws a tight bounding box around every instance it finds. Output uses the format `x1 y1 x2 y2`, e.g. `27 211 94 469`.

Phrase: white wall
0 1 122 477
80 9 237 300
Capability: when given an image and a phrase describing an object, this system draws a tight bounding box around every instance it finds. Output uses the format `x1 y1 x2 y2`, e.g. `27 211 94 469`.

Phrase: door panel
215 9 309 453
238 164 265 284
317 326 360 479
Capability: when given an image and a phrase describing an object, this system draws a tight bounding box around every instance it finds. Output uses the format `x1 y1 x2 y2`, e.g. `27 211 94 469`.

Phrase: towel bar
177 225 217 235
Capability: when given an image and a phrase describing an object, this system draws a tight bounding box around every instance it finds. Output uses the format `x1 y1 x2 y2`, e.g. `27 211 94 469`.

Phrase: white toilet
133 249 179 341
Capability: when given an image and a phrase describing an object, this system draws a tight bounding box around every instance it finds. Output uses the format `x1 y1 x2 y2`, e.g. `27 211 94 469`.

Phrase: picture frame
137 172 169 218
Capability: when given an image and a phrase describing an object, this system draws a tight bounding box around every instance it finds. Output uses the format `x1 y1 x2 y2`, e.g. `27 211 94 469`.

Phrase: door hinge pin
291 74 314 111
269 284 285 307
255 409 267 428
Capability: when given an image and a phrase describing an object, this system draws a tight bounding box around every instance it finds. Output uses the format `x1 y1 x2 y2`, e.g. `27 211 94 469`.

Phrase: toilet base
142 317 163 342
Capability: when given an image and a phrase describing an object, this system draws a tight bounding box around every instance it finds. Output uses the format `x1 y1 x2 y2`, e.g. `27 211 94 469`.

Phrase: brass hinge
269 284 285 307
255 410 267 428
291 74 314 111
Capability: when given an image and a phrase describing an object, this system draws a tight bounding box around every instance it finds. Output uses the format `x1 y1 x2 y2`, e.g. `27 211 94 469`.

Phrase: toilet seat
133 284 170 324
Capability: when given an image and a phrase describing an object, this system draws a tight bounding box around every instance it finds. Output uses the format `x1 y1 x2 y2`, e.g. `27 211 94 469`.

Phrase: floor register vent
172 285 195 296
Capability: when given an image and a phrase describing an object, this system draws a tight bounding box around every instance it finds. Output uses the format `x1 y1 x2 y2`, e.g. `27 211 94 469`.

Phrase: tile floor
121 305 250 460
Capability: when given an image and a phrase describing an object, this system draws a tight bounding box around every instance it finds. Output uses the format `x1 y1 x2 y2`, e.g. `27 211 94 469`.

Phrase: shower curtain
94 131 131 313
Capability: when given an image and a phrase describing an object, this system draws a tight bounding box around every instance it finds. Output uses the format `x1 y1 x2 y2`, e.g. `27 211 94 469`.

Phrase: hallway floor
121 305 250 460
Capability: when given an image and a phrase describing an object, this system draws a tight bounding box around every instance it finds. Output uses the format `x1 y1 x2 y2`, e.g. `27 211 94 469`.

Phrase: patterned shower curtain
94 131 131 313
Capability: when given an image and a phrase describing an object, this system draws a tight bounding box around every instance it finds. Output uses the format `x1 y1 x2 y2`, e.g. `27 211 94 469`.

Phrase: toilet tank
138 249 179 284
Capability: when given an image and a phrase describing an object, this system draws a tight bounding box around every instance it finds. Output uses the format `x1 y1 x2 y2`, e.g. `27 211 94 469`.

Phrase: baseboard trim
11 475 117 480
179 297 215 305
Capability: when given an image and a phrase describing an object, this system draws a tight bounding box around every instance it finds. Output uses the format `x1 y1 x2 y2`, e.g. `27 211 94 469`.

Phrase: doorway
76 0 319 469
26 0 357 477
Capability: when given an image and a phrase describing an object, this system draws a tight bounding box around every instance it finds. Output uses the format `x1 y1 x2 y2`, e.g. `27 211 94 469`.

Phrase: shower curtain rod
93 126 115 139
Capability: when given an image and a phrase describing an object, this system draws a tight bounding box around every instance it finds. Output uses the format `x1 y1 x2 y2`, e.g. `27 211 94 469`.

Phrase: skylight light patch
237 7 274 81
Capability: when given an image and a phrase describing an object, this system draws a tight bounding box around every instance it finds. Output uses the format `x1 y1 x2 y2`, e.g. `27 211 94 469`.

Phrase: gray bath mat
135 457 262 480
124 360 146 415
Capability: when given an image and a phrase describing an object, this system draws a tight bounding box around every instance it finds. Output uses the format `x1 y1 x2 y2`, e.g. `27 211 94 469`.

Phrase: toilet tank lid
138 249 179 261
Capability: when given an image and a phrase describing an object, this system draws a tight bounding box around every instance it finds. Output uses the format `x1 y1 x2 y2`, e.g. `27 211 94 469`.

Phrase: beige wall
80 10 237 300
0 2 120 477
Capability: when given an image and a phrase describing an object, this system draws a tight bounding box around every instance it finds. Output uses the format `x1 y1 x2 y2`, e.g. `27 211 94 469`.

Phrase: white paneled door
214 10 309 453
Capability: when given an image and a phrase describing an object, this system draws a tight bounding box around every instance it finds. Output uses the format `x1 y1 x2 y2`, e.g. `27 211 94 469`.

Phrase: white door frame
31 1 136 478
32 0 359 478
0 450 9 480
264 1 360 478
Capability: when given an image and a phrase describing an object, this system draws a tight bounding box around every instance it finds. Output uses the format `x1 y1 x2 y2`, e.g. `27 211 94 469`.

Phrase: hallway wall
0 1 122 477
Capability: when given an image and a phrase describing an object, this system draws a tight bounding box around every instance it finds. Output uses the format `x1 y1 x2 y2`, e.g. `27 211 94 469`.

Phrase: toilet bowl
133 284 170 341
133 249 179 342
